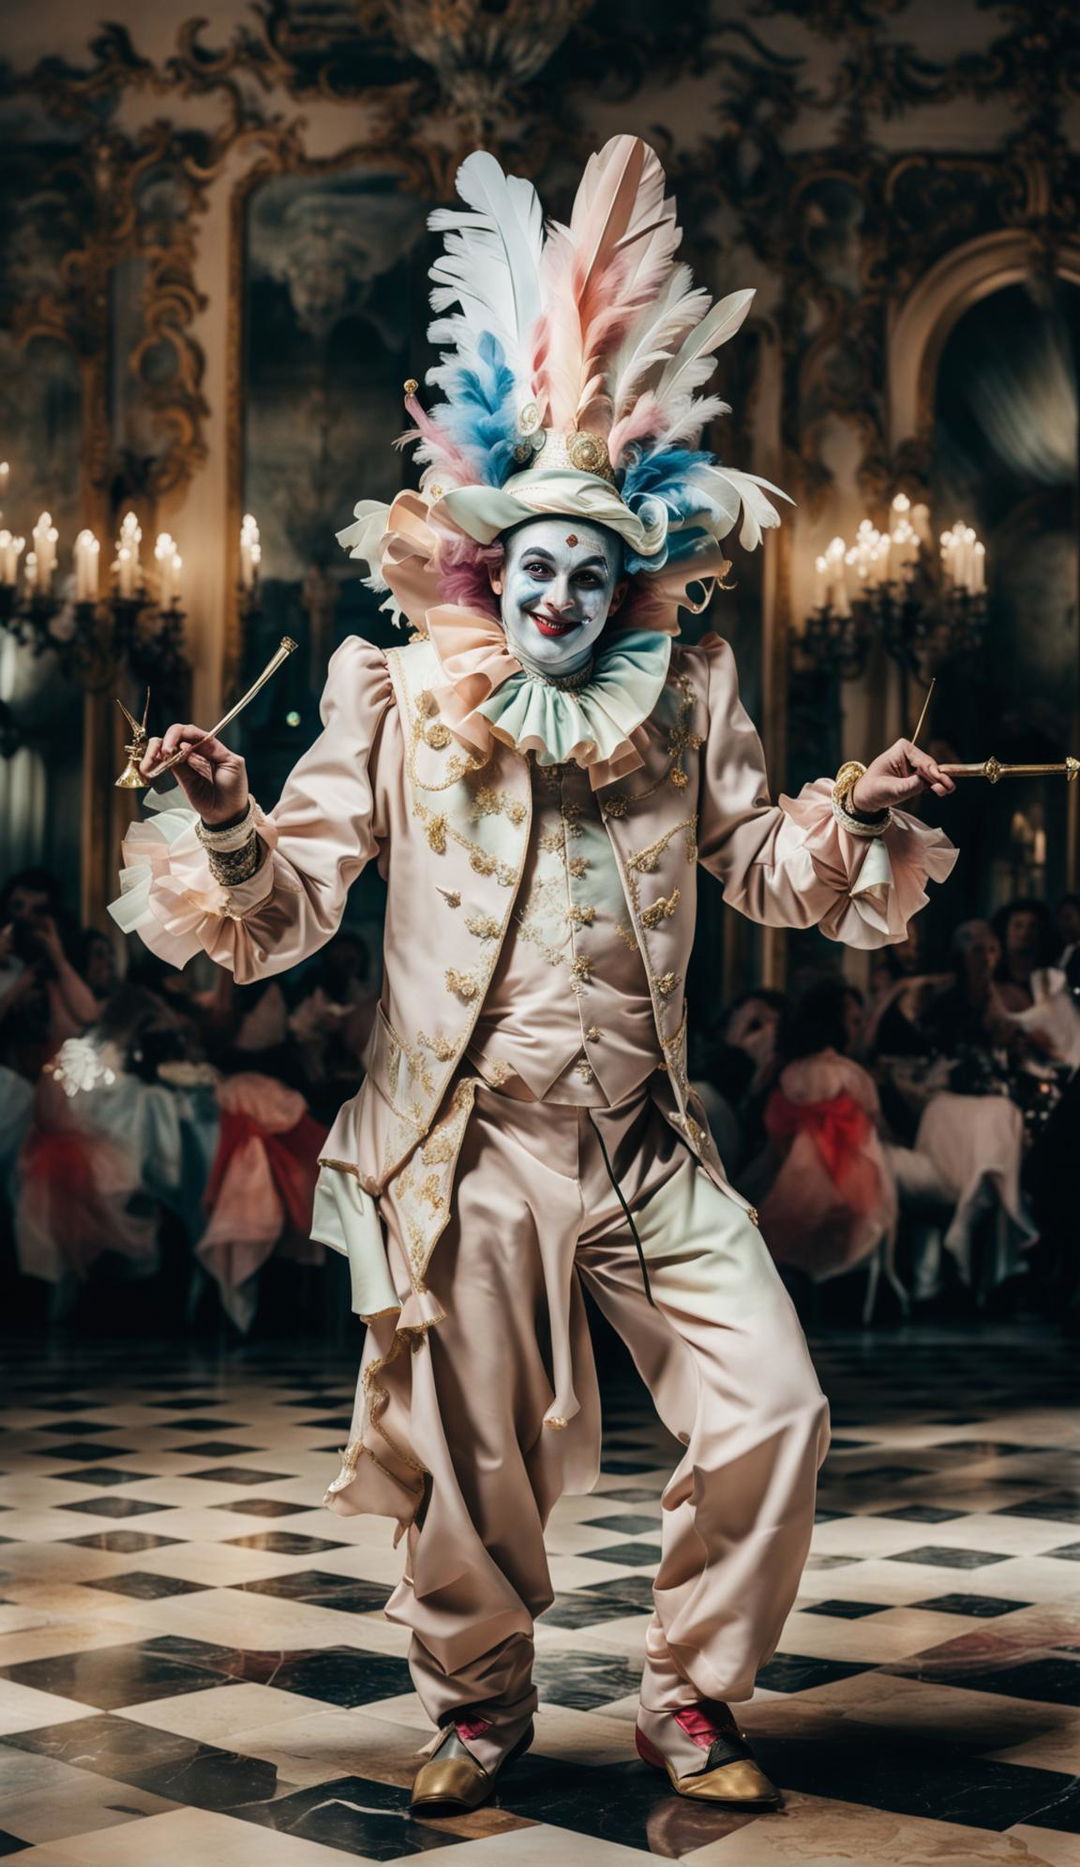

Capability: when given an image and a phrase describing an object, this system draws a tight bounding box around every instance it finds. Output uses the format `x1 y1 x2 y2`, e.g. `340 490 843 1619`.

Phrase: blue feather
431 331 519 486
619 446 714 514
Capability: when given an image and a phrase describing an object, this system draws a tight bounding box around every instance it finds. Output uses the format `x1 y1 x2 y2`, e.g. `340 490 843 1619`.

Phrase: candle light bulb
74 529 100 604
240 513 261 591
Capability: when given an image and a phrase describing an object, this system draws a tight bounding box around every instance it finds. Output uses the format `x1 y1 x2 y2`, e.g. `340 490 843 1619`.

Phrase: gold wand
115 637 298 789
938 756 1080 784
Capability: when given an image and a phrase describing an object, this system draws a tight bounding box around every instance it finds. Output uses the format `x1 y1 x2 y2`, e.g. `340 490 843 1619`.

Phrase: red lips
530 609 578 638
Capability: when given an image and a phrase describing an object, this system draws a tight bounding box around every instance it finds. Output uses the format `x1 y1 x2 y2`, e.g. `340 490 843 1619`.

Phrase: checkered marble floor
1 1325 1078 1866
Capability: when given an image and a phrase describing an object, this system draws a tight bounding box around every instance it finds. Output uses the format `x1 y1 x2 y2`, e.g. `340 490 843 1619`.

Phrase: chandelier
0 475 263 700
799 493 988 681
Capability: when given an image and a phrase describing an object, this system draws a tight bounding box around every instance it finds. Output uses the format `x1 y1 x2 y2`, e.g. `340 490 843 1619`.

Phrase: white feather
607 266 711 418
687 462 792 550
655 289 756 407
425 151 543 398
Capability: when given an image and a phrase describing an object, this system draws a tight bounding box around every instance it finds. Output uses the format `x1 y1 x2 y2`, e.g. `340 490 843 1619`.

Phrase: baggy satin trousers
349 1085 830 1754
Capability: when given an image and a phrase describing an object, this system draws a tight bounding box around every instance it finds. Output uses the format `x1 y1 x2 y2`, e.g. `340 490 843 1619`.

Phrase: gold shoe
636 1720 780 1807
410 1723 532 1816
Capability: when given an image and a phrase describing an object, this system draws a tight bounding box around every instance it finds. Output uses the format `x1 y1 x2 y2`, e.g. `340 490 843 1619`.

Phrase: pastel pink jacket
112 632 956 1230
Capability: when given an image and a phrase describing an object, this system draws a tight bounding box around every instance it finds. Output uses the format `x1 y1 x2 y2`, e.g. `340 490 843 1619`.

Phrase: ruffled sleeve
109 636 395 982
693 635 957 950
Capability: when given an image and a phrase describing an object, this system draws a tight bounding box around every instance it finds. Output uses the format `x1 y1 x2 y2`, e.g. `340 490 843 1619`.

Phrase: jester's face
491 517 626 676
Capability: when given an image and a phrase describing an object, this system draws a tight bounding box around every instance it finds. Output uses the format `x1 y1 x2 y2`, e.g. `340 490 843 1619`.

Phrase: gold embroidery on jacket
465 911 502 940
641 889 681 929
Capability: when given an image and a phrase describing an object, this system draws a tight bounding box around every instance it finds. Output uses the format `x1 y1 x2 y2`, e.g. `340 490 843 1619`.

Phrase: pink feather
397 392 478 488
607 392 667 467
536 138 682 437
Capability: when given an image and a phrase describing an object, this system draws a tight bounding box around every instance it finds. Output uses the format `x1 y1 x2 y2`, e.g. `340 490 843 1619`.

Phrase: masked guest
110 137 958 1814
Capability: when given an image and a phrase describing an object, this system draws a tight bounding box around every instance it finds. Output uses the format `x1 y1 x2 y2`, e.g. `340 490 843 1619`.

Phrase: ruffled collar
426 606 672 789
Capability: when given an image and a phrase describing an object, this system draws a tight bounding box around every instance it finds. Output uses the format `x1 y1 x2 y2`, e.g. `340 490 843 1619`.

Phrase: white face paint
493 518 625 677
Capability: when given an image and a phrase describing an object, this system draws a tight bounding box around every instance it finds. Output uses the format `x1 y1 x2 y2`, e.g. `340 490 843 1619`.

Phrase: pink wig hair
434 530 504 618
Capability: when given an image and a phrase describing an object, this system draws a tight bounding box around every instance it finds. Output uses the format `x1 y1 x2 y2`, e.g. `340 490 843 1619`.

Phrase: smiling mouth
529 610 579 638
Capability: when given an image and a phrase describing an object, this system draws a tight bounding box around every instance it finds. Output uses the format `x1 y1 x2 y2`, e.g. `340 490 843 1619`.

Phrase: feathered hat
338 135 789 625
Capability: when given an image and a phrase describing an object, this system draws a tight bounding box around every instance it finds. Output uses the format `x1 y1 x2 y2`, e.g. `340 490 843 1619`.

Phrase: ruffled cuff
779 777 958 948
108 789 279 970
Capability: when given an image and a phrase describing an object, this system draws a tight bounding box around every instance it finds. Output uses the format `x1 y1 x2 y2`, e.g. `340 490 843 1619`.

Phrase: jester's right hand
140 725 250 828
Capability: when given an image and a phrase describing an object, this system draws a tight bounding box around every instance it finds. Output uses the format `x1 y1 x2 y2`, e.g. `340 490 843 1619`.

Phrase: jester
113 136 957 1813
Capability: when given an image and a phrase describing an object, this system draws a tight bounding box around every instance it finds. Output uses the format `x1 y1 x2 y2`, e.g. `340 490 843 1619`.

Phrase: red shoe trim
635 1729 667 1771
675 1704 735 1749
456 1716 493 1743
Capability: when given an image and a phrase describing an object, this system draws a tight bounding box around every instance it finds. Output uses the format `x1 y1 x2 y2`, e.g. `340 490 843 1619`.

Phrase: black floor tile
61 1529 183 1552
756 1653 875 1693
533 1653 642 1710
499 1752 734 1856
995 1497 1080 1524
540 1593 650 1630
897 1655 1080 1707
236 1570 393 1613
913 1594 1030 1618
57 1496 165 1518
887 1545 1011 1568
877 1506 967 1524
802 1599 890 1619
208 1497 307 1517
83 1571 210 1600
38 1442 132 1462
53 1467 149 1487
166 1418 243 1432
0 1643 242 1709
750 1727 1080 1832
231 1774 466 1859
189 1466 291 1485
582 1542 662 1568
224 1531 347 1555
169 1441 263 1458
4 1713 281 1811
36 1420 115 1436
267 1647 415 1706
0 1832 29 1856
1047 1543 1080 1560
583 1514 660 1535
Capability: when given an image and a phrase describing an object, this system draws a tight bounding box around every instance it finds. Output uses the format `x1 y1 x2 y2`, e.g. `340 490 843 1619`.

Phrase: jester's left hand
850 739 956 815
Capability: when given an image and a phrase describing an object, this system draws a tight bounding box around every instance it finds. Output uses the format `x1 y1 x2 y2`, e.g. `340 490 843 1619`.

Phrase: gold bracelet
207 834 265 888
833 760 867 810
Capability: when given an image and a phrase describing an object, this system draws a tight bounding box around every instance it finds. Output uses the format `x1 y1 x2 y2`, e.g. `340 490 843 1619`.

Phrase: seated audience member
759 979 897 1282
0 868 99 1074
920 919 1015 1061
992 896 1056 1014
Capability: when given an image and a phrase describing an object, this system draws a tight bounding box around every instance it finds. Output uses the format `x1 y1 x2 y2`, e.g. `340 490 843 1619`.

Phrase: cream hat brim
431 468 668 558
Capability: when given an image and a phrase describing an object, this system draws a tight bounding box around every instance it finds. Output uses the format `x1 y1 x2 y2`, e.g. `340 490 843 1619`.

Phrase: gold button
747 1206 759 1227
585 1026 601 1042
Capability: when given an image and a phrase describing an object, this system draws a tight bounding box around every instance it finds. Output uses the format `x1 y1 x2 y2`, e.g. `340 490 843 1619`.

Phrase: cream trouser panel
347 1085 829 1754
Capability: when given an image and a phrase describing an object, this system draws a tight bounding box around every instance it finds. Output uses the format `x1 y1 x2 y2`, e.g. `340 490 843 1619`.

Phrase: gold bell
115 691 150 789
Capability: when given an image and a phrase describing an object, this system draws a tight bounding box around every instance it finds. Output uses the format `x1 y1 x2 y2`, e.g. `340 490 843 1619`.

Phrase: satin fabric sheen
326 1084 830 1750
